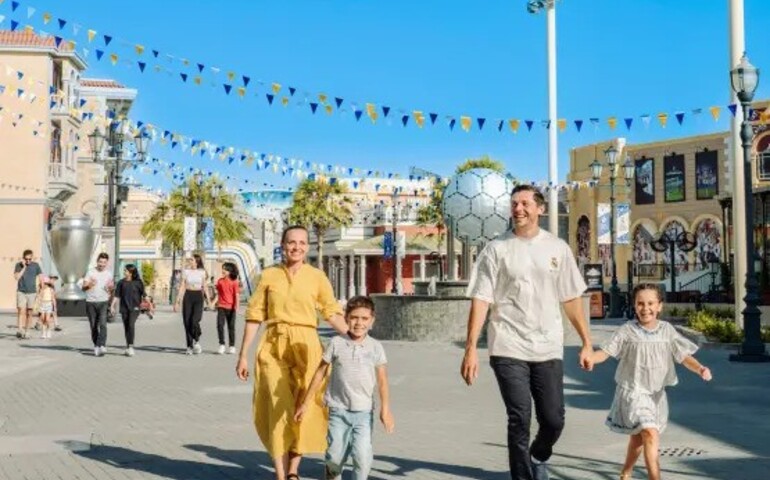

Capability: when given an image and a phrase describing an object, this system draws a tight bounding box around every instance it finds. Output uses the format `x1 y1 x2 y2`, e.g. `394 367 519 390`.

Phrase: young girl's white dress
601 320 697 435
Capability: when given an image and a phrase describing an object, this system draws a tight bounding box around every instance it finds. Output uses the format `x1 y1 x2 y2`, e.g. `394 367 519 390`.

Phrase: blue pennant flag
266 93 274 105
11 1 19 12
497 120 504 132
138 62 146 72
354 110 362 121
228 157 235 165
728 104 737 117
16 71 23 80
242 75 250 87
335 97 343 108
54 36 63 47
449 118 456 130
675 112 685 125
310 102 319 114
197 63 204 73
152 49 159 58
79 98 87 107
401 115 409 127
103 35 112 46
430 113 438 125
171 141 178 149
49 86 55 94
10 20 18 31
543 120 551 129
289 87 296 96
50 100 56 109
163 130 171 138
477 118 486 130
223 84 232 95
57 18 66 30
525 120 534 131
16 88 23 98
96 49 104 61
180 73 188 82
136 121 144 128
624 118 633 130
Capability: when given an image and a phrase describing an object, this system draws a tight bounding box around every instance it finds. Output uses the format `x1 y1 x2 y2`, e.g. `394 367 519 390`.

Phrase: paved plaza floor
0 307 768 479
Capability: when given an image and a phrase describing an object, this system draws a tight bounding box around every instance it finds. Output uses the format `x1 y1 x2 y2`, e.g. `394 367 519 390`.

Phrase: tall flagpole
546 1 559 236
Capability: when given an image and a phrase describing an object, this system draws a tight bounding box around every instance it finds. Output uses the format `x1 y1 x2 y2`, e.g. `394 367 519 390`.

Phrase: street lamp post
591 146 634 318
729 54 770 362
391 189 403 295
88 123 148 282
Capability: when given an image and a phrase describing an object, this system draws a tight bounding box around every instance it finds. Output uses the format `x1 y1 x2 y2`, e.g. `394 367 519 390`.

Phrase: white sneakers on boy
192 343 202 355
228 346 236 355
217 345 226 355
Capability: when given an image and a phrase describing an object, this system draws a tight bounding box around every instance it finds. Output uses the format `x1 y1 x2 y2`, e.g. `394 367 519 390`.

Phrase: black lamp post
89 124 148 282
729 54 769 362
390 189 403 294
591 146 634 318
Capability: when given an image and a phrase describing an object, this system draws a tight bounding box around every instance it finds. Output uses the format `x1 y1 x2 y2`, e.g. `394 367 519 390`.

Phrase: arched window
693 218 722 270
576 215 590 267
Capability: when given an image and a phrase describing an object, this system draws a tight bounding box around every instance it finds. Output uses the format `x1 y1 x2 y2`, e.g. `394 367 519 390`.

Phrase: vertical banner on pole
616 203 630 244
597 203 611 245
202 217 215 250
184 216 196 252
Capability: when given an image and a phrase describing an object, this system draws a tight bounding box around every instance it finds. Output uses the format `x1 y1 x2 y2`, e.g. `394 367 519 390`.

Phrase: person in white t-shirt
461 185 594 480
80 252 115 357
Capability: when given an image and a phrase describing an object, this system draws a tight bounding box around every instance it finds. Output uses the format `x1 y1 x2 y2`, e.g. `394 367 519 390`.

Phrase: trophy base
56 299 87 317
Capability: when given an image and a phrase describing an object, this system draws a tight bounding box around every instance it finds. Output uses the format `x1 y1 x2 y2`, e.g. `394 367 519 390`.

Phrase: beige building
568 100 770 299
0 31 139 311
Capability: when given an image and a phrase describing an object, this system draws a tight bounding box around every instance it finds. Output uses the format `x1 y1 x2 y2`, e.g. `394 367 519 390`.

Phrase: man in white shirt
81 253 115 357
461 185 594 480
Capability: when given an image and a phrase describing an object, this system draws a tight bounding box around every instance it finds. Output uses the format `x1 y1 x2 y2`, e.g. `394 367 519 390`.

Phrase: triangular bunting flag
460 116 472 132
135 44 144 55
354 109 363 121
525 120 534 131
266 93 274 105
608 117 617 130
237 87 246 98
365 103 377 122
271 82 281 94
109 53 118 66
542 120 551 129
10 20 18 31
709 106 720 121
557 118 567 132
624 118 633 130
641 114 651 128
103 34 112 46
223 84 232 95
401 115 409 127
477 118 486 130
180 72 188 82
324 103 332 114
197 63 204 73
57 18 66 30
334 97 343 108
657 113 668 128
138 61 146 72
152 49 159 58
310 102 318 114
382 106 390 118
675 112 685 125
574 119 583 132
289 87 296 96
54 36 62 47
429 113 438 125
728 104 737 117
414 111 425 128
193 76 202 85
243 75 250 87
95 49 104 61
27 7 35 19
11 2 19 12
87 29 96 42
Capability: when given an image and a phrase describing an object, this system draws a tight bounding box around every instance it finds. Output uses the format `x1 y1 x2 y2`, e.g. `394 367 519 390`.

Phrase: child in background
589 283 712 480
215 262 239 355
36 275 57 339
295 295 395 480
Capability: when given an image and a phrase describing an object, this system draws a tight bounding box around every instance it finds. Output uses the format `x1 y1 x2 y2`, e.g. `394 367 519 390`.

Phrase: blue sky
6 0 770 192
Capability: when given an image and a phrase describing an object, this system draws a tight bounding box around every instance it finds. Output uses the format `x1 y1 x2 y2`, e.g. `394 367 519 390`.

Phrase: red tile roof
80 79 126 89
0 30 74 51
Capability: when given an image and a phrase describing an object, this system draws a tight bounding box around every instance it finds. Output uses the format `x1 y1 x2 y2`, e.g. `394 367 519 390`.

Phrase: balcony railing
47 162 77 186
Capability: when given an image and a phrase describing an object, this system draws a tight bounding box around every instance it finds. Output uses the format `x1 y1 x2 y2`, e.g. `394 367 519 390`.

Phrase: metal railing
47 163 77 185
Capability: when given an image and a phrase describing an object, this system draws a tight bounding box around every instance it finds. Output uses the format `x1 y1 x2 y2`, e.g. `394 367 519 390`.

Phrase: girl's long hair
222 262 239 280
124 264 140 282
193 253 205 269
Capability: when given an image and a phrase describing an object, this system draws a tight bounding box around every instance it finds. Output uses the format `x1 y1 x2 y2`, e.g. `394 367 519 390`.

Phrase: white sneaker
217 345 226 355
100 346 108 355
94 347 101 357
125 347 135 357
193 343 202 355
228 346 236 355
185 348 193 355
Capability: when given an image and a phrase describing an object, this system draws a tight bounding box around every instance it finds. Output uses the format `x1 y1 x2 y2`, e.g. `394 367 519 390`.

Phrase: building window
52 60 63 95
50 122 62 163
759 152 770 182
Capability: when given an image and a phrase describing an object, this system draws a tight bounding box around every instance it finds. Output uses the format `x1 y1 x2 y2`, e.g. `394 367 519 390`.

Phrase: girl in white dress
590 283 712 480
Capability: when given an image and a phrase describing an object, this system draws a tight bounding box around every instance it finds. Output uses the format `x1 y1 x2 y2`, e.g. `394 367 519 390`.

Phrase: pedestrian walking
236 225 348 480
215 262 240 355
174 253 211 355
80 253 114 357
35 275 56 339
13 249 42 339
295 295 395 480
462 185 594 480
111 264 146 357
589 283 712 480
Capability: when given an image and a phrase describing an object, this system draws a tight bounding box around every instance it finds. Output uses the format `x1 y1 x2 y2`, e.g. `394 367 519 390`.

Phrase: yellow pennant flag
325 104 333 115
135 44 145 55
509 119 520 133
709 106 721 121
281 97 289 107
109 53 118 66
237 87 246 98
318 93 327 104
608 117 618 130
227 71 236 82
193 76 202 85
657 113 668 128
460 116 472 132
271 82 282 94
413 110 425 128
760 109 770 123
87 29 96 42
67 40 76 50
42 12 51 24
24 25 34 33
365 103 377 123
557 118 567 132
159 137 168 146
190 146 199 156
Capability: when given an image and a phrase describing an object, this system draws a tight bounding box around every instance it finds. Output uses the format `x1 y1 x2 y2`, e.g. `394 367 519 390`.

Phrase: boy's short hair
511 184 546 207
97 252 109 261
345 296 375 317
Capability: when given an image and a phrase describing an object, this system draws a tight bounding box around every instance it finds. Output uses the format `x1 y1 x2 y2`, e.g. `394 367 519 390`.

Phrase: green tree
415 176 446 252
140 261 156 287
286 178 354 267
141 176 249 254
455 155 505 174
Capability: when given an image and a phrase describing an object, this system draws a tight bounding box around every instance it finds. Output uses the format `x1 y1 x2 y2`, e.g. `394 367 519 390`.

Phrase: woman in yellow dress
236 225 348 480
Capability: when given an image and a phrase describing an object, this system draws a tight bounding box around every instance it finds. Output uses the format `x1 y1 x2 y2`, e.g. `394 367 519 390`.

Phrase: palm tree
415 176 446 252
141 177 250 255
286 178 354 267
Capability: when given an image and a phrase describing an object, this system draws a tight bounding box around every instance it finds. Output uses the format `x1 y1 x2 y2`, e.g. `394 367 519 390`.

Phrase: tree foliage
455 155 505 174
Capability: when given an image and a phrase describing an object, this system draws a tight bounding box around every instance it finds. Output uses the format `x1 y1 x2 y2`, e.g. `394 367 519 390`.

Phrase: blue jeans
325 408 373 480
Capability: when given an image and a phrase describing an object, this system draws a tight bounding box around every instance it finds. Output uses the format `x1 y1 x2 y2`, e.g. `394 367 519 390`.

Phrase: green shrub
667 307 680 318
762 326 770 343
701 305 735 320
686 310 743 343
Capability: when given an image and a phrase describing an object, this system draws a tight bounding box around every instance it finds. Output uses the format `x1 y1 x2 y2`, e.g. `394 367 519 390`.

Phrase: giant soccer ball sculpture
442 168 513 246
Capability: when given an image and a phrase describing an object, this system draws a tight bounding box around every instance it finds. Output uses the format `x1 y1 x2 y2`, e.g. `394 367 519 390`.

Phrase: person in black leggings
110 264 145 357
174 254 211 355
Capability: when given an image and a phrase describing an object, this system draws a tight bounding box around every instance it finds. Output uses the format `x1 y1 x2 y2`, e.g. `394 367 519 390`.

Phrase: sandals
286 475 300 480
620 473 632 480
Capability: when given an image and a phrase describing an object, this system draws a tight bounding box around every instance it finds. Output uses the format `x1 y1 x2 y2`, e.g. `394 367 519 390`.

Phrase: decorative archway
692 216 722 271
632 218 658 265
576 215 590 267
660 219 690 275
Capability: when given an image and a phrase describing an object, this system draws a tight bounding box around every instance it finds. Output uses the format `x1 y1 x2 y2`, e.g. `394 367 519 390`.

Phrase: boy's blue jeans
325 408 373 480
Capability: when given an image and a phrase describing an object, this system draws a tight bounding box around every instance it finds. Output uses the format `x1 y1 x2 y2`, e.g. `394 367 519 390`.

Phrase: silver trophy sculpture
49 215 96 300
